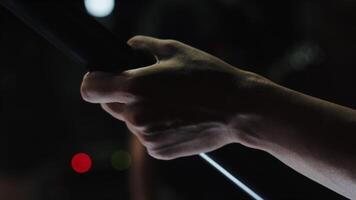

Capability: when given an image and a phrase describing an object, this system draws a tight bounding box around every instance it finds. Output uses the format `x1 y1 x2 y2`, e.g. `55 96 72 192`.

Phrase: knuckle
128 35 145 44
147 149 174 160
163 39 178 47
132 35 145 41
140 140 157 150
139 133 161 148
161 39 180 53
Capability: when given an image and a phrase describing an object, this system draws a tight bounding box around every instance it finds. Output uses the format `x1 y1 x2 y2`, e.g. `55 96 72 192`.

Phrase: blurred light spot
111 150 131 171
84 0 115 18
288 43 321 70
266 42 323 82
71 153 92 173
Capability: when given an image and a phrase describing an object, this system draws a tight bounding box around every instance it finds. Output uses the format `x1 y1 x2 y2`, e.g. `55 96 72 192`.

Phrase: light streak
199 153 264 200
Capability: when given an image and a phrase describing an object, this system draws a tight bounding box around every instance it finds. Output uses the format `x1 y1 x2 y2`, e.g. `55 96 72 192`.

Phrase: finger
145 122 223 147
139 125 200 151
147 130 226 160
80 71 134 103
127 35 180 61
101 103 126 121
125 122 149 145
119 102 201 131
125 122 193 152
146 133 207 160
121 102 222 131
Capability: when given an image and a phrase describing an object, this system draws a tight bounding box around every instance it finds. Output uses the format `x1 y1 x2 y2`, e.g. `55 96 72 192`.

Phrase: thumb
127 35 178 60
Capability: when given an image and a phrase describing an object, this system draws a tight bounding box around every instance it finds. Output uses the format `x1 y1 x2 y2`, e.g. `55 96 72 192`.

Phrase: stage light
111 150 131 171
71 153 92 174
84 0 115 18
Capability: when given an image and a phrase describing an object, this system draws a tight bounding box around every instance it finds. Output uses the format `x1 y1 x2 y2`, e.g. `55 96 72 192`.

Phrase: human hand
81 36 273 160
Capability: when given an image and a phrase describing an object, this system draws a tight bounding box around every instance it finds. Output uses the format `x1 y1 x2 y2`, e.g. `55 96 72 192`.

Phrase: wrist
226 70 290 150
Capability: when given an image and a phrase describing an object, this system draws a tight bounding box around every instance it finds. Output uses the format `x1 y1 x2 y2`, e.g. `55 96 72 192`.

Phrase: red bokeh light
71 153 92 174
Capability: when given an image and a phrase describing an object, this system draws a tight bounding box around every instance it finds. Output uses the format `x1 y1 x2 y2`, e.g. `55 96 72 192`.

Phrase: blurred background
1 0 355 199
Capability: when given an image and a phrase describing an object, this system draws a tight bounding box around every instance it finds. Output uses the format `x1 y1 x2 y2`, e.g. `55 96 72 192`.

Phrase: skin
81 36 356 199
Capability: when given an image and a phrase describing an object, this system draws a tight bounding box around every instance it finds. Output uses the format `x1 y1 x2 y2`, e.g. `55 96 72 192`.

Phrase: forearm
232 79 356 198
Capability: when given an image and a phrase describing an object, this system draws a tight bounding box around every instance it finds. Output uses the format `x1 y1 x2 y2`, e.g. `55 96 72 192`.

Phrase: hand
81 36 356 198
80 36 272 160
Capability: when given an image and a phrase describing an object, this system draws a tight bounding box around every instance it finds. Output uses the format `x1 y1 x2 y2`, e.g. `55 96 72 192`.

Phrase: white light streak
199 153 264 200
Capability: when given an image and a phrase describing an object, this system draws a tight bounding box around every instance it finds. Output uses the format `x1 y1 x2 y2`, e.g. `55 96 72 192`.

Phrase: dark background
1 0 355 199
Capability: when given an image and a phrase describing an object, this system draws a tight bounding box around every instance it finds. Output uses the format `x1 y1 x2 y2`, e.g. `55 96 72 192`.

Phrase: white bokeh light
84 0 115 18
